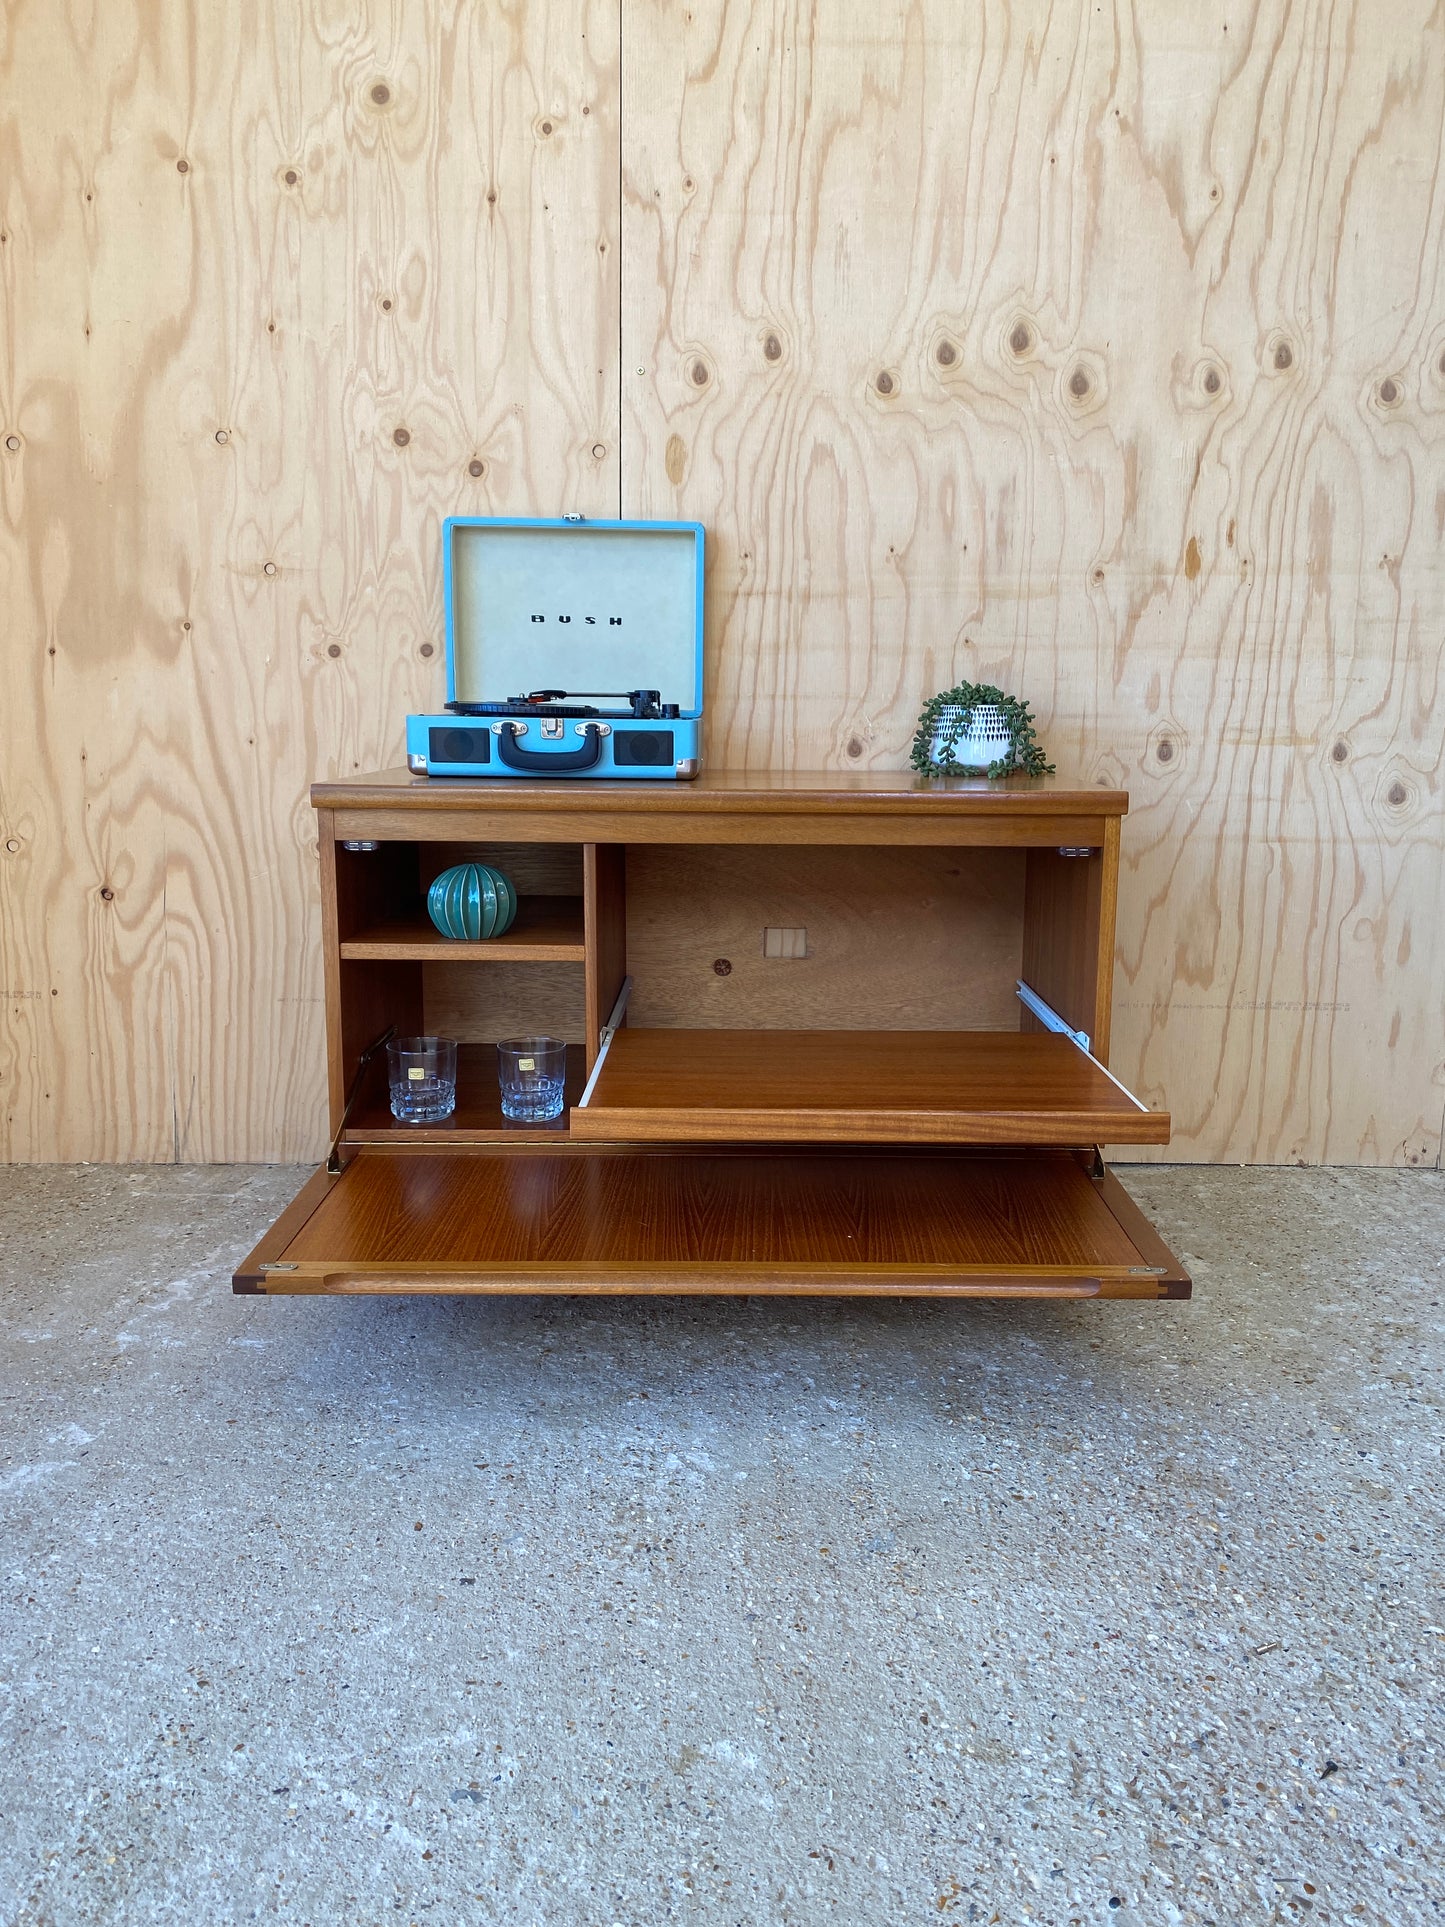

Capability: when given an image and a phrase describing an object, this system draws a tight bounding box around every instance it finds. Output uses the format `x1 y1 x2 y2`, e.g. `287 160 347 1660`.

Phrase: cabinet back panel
424 961 587 1045
624 845 1024 1031
418 843 583 898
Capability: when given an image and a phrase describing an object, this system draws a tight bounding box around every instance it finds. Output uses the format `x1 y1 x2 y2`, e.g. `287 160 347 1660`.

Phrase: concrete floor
0 1167 1440 1927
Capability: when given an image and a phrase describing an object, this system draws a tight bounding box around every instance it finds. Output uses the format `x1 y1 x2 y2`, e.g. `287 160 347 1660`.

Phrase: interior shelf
339 896 586 962
570 1028 1170 1146
343 1041 587 1144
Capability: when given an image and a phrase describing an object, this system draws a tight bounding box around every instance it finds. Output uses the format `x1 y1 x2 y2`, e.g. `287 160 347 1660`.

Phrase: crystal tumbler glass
387 1035 458 1124
496 1036 567 1122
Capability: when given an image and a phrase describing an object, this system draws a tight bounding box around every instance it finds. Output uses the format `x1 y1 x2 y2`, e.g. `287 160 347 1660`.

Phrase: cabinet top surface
313 767 1128 818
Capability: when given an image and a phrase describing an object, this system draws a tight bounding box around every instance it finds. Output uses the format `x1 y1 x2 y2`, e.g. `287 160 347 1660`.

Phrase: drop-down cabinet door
568 1029 1170 1146
234 1145 1189 1299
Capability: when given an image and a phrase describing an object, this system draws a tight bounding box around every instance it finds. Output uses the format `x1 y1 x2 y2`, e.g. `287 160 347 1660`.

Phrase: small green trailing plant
909 679 1054 779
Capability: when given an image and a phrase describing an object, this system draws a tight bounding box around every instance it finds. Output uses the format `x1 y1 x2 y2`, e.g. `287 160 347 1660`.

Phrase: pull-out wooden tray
570 1030 1170 1146
234 1145 1189 1299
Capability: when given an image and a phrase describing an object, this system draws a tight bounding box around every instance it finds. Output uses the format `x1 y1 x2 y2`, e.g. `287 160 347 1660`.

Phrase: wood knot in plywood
935 337 958 367
763 332 783 363
1376 377 1400 407
392 427 410 446
689 358 710 387
1331 740 1348 763
1060 354 1105 416
467 458 485 478
1272 338 1294 371
664 434 687 486
874 369 896 396
370 82 392 106
1008 320 1033 358
1184 537 1201 581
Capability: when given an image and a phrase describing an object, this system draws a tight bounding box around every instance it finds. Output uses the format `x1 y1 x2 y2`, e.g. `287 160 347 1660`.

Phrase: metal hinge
259 1262 298 1273
1016 979 1090 1055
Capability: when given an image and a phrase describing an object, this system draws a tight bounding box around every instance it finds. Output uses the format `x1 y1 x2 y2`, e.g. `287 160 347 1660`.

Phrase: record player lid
443 517 705 716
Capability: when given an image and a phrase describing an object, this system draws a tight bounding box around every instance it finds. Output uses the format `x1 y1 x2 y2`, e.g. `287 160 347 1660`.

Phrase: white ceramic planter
928 702 1014 773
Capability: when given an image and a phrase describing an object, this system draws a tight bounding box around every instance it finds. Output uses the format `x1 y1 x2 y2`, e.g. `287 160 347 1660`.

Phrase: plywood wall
622 0 1445 1167
0 0 620 1159
2 0 1442 1164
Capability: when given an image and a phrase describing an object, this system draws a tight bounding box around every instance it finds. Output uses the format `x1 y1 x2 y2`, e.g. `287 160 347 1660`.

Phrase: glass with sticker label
496 1036 568 1122
386 1035 458 1124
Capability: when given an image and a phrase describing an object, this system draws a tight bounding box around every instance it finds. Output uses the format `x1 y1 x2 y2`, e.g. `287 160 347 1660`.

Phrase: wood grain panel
625 843 1024 1031
0 0 620 1159
422 960 586 1046
622 0 1445 1165
571 1027 1168 1145
251 1143 1156 1287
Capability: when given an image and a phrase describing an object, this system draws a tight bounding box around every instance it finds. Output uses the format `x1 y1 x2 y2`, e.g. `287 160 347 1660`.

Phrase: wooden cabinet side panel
317 815 346 1131
1021 827 1116 1061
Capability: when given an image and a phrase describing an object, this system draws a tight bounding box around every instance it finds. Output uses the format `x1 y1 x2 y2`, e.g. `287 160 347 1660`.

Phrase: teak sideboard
235 771 1189 1301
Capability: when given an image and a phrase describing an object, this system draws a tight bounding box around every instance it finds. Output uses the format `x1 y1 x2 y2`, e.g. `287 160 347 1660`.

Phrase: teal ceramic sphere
427 862 518 941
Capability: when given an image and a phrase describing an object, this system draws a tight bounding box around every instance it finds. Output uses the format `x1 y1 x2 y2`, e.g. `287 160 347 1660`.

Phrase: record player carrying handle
494 720 605 773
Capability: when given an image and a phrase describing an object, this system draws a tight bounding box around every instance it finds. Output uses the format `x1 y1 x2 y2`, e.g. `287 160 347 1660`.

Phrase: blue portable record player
406 515 705 780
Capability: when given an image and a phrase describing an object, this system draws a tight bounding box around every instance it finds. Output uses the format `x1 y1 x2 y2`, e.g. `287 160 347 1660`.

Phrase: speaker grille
428 725 490 766
612 729 674 768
